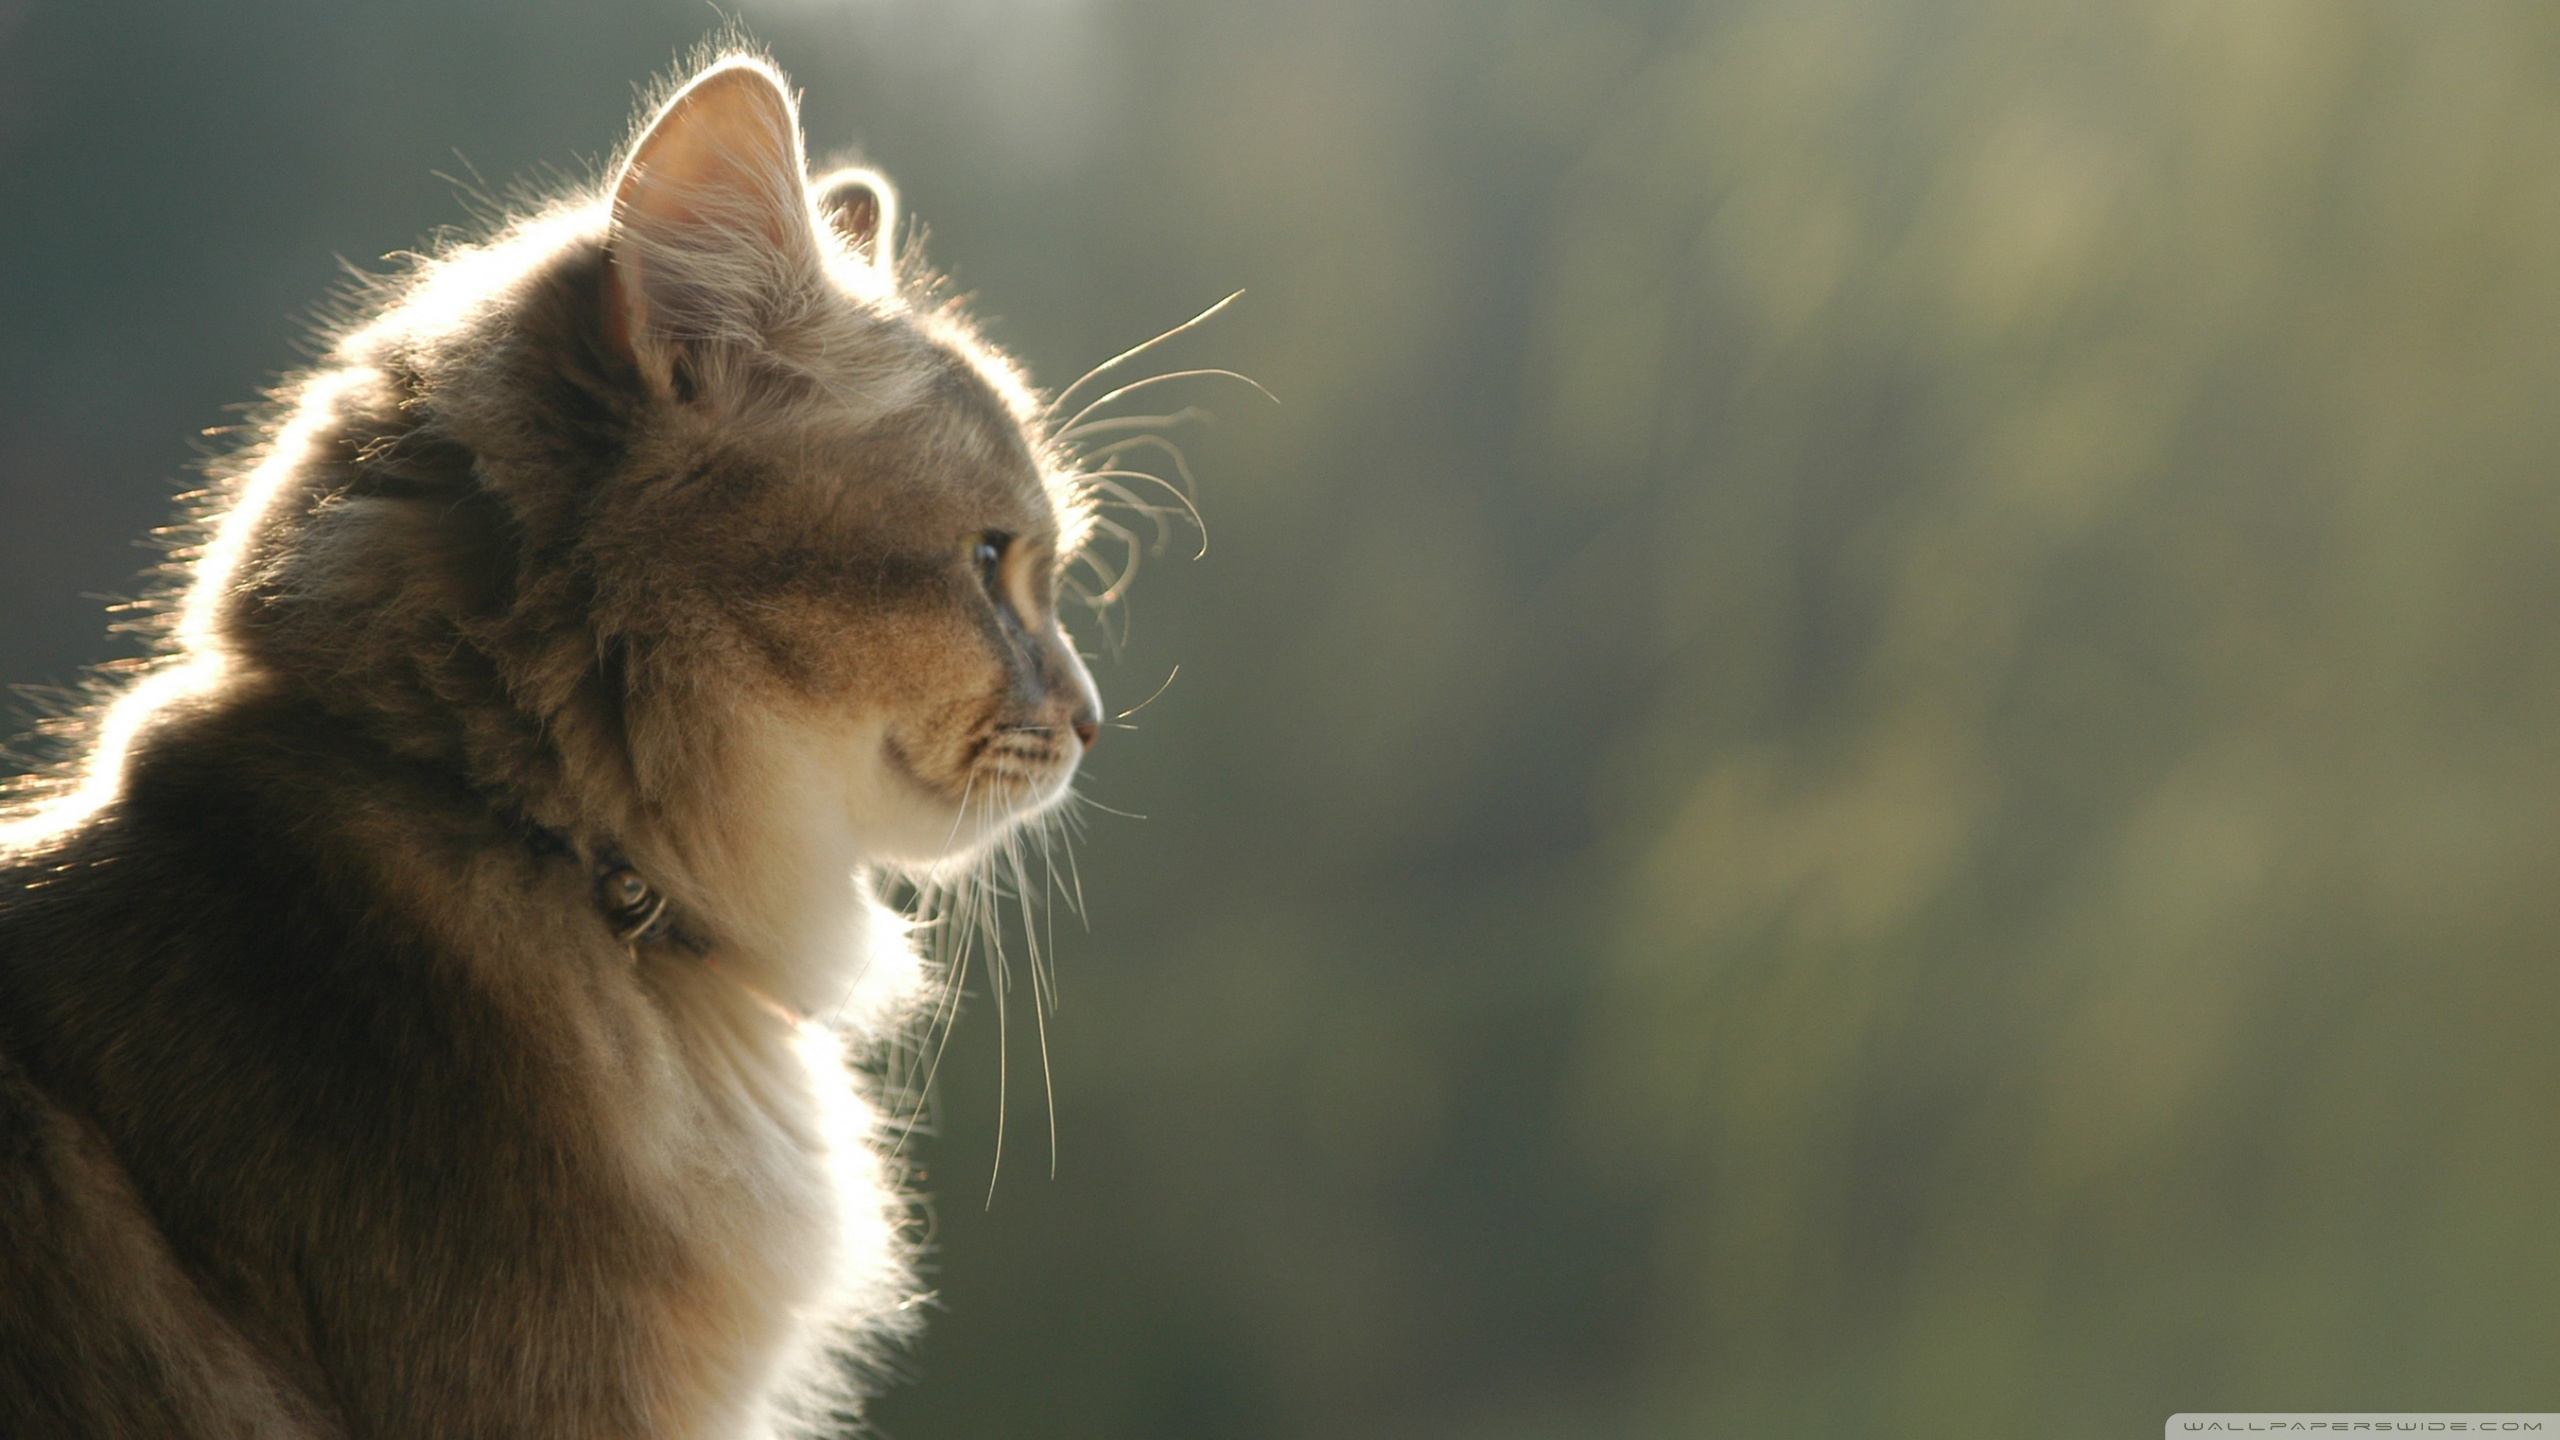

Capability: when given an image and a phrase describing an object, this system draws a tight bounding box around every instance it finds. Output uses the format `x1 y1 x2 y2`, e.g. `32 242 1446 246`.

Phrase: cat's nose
1072 709 1099 752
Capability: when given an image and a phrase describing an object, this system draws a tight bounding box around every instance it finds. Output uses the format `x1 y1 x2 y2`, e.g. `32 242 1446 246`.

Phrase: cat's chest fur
1 693 916 1438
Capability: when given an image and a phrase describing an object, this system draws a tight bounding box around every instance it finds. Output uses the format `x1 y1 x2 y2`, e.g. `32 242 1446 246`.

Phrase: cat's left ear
603 58 823 397
813 166 898 278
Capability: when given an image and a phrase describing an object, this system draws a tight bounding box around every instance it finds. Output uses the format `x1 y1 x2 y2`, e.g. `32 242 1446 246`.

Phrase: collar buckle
597 864 673 947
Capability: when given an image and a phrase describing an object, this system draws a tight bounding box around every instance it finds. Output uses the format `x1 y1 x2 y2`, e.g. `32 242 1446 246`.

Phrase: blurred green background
9 1 2560 1435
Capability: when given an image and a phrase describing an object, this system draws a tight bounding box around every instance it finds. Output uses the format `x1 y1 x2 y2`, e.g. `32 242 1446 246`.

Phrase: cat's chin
745 709 1072 871
868 753 1078 869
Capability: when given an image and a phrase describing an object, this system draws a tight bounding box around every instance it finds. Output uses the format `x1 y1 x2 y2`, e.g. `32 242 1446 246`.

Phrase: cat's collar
589 853 807 1026
596 864 674 945
518 818 807 1025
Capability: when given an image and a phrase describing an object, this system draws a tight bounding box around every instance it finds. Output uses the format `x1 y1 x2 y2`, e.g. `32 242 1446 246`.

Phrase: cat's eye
972 533 1010 596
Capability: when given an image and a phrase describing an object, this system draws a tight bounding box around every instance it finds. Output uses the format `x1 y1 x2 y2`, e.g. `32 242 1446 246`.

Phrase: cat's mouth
958 725 1081 814
972 725 1074 779
880 726 1081 840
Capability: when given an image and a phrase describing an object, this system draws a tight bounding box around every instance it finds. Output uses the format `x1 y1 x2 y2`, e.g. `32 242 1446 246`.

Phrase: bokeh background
8 1 2560 1435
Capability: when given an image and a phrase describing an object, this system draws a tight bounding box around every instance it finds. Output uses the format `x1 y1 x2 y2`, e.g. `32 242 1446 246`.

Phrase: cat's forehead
762 340 1059 529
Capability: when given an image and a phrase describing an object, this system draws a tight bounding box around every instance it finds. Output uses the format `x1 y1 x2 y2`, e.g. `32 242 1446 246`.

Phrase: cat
0 50 1102 1438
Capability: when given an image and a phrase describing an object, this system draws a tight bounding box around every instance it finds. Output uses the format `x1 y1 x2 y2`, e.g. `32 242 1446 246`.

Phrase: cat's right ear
602 58 822 400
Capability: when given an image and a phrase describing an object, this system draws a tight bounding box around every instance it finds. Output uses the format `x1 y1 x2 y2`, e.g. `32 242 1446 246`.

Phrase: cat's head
209 56 1101 882
578 58 1102 868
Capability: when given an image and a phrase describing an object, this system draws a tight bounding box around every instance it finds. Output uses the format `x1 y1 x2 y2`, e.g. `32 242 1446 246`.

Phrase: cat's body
0 54 1100 1438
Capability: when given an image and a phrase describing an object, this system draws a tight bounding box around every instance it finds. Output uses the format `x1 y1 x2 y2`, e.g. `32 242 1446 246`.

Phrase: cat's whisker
1066 788 1148 822
1011 835 1062 1181
937 765 982 856
1037 812 1069 952
1082 516 1143 606
1040 292 1243 425
1058 800 1092 930
1060 409 1211 444
977 830 1014 1209
892 911 969 1157
1060 562 1136 658
1047 805 1083 929
931 853 998 1112
892 752 1106 1194
896 770 994 1156
1076 470 1207 559
1078 432 1203 501
1073 477 1181 558
1069 482 1188 521
1026 823 1060 1013
1055 369 1276 442
1112 665 1180 724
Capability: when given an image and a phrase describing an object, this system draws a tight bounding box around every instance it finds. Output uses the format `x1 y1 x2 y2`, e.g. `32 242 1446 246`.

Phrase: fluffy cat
0 51 1100 1438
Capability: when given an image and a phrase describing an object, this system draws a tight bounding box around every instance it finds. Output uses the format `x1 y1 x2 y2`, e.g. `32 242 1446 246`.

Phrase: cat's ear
813 166 898 276
603 58 821 397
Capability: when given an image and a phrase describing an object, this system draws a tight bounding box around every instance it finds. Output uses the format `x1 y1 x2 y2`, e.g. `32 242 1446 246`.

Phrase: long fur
0 50 1102 1438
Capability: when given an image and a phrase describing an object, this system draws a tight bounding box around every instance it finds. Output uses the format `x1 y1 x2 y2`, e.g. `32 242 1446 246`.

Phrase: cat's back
0 692 717 1438
0 703 357 1438
0 1048 335 1437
